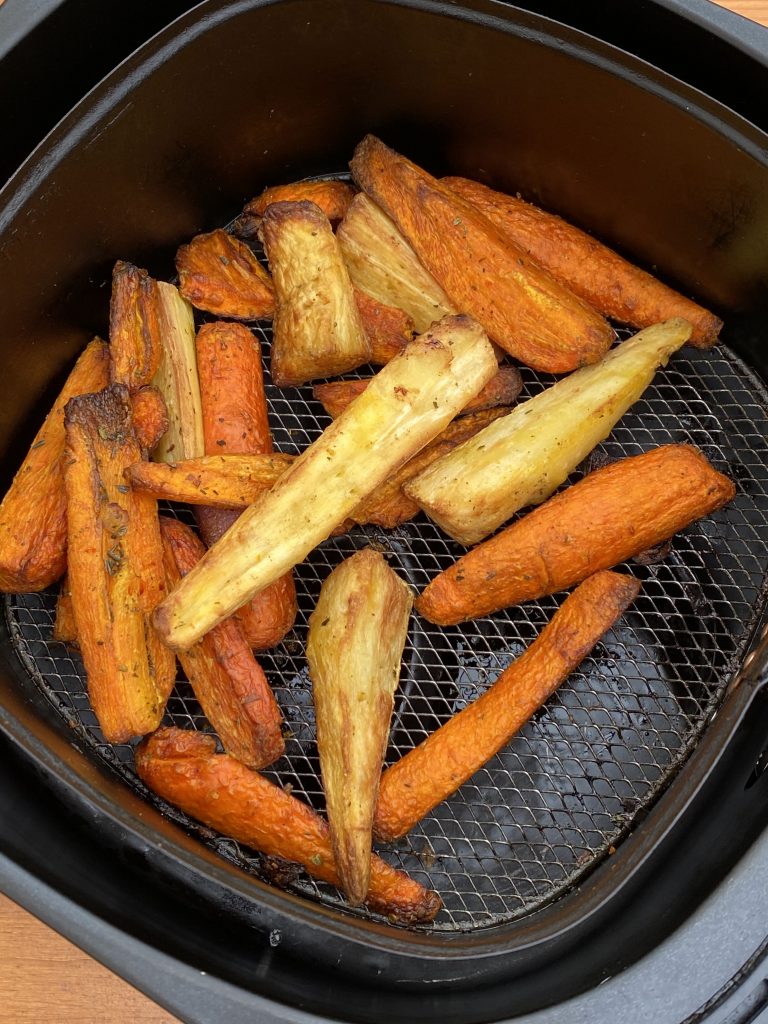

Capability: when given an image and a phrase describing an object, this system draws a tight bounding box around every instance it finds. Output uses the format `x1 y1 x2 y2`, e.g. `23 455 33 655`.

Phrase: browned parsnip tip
350 135 614 373
176 229 275 320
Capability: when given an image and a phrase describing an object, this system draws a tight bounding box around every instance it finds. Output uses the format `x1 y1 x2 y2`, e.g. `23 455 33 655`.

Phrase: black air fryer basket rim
1 0 768 1019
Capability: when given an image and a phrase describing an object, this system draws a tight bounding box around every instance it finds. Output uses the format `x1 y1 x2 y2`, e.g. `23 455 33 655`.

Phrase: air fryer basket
2 1 768 1021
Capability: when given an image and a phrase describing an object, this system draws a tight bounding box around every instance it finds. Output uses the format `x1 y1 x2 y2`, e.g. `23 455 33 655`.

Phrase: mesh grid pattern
5 329 768 932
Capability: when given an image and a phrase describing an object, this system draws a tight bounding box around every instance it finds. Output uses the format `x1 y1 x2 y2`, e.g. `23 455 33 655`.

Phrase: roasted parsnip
407 318 693 545
109 261 163 391
376 571 640 840
307 549 412 904
443 175 723 348
64 384 175 742
234 179 355 238
416 445 735 626
0 338 110 592
136 728 441 924
350 136 614 372
153 315 497 650
176 229 275 320
261 201 371 387
152 282 204 461
337 193 454 333
160 518 284 768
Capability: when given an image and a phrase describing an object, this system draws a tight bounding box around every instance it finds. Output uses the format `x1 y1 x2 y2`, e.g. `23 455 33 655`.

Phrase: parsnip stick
152 282 204 462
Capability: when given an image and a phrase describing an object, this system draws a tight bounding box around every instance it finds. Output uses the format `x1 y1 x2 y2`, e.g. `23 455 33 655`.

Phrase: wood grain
1 3 766 1021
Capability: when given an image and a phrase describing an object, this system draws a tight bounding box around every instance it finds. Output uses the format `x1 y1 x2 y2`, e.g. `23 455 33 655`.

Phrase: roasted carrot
0 338 110 592
130 385 169 454
313 367 521 420
353 288 415 364
350 136 614 373
160 518 284 768
109 261 163 391
376 570 640 841
176 229 275 320
196 321 297 650
64 384 175 742
136 727 441 924
443 176 722 348
52 576 77 644
416 445 735 626
125 453 293 506
234 179 355 239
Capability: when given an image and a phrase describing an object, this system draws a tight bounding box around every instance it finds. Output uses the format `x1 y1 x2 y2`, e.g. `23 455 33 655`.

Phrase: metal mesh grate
5 320 768 933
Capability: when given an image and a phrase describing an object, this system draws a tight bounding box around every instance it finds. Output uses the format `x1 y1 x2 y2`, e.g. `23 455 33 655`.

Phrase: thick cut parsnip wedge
443 176 723 348
376 571 640 840
337 193 454 333
64 384 175 742
130 386 169 454
261 201 371 387
234 179 355 238
416 445 735 626
126 453 294 506
313 366 521 420
176 229 275 320
0 338 110 592
407 318 693 545
136 728 441 924
354 288 415 364
109 261 163 391
350 136 614 372
152 282 204 461
160 518 284 767
153 315 497 650
307 549 412 905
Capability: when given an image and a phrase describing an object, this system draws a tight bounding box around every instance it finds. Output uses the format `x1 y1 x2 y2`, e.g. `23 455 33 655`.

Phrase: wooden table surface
2 2 767 1023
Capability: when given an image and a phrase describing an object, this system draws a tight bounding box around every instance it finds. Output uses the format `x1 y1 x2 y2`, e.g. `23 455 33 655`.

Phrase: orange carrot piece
353 288 415 364
160 518 284 768
196 321 296 650
52 576 77 644
416 445 735 626
235 179 355 239
350 136 614 373
176 229 275 320
313 367 521 420
0 338 110 592
136 727 441 925
109 261 163 391
443 176 722 348
130 385 169 454
376 570 640 841
125 453 293 506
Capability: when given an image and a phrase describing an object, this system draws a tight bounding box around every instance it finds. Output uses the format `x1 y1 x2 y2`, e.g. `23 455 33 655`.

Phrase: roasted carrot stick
64 384 175 742
376 570 640 841
176 229 275 320
350 136 614 373
416 445 735 626
196 321 297 650
234 179 355 239
353 288 415 364
52 576 77 644
313 367 521 420
160 518 284 768
130 385 169 454
0 338 110 592
443 176 722 348
125 453 293 506
109 261 163 391
136 727 442 925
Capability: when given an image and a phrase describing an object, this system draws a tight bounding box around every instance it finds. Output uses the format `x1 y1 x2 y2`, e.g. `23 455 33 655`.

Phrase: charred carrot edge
353 288 415 364
314 367 521 420
64 384 174 742
350 135 614 373
136 727 441 924
130 385 169 454
109 261 163 391
0 338 110 593
375 571 640 841
239 179 355 233
416 444 736 626
176 229 275 320
160 518 284 767
196 321 297 650
443 176 722 348
52 576 77 644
